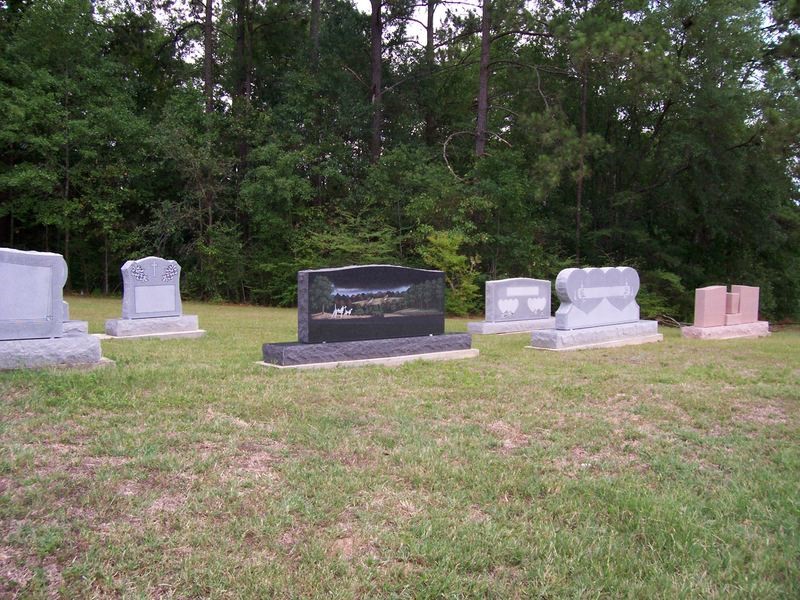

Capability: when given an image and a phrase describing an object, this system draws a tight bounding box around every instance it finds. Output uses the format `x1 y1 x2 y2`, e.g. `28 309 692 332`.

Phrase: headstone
467 277 555 334
105 257 204 339
121 256 182 319
262 264 477 368
529 266 662 351
682 284 768 339
298 265 445 343
0 248 109 369
554 266 641 330
0 248 67 340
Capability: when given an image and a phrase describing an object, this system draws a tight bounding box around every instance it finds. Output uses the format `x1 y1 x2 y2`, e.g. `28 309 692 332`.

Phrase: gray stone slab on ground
258 348 480 370
681 321 770 340
263 333 472 366
105 314 202 338
528 320 662 351
0 334 106 370
468 317 555 334
121 256 182 319
0 248 67 340
555 266 641 330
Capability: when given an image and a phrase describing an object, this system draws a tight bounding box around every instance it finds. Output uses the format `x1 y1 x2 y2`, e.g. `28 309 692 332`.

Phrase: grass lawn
1 296 798 598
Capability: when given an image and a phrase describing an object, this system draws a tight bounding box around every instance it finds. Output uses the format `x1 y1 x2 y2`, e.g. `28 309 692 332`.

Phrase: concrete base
528 320 662 351
104 315 205 340
258 348 479 370
681 321 770 340
0 334 113 370
262 333 472 367
468 317 555 335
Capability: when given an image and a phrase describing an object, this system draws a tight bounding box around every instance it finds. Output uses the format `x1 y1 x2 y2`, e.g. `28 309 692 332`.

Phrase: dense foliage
1 0 798 319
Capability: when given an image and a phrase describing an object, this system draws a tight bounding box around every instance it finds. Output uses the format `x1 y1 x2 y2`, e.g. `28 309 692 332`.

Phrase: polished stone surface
485 278 551 322
298 265 445 343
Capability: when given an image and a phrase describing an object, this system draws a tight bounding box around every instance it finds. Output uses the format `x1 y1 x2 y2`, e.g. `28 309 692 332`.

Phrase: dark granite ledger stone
297 265 445 343
263 333 471 366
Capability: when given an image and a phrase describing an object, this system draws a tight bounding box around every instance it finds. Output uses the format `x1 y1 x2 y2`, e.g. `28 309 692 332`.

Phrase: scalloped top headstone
554 266 640 330
298 265 445 343
0 248 67 340
484 278 551 322
121 257 182 319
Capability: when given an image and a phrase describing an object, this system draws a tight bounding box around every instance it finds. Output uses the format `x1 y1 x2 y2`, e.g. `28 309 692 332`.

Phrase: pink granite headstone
732 285 759 324
693 286 726 327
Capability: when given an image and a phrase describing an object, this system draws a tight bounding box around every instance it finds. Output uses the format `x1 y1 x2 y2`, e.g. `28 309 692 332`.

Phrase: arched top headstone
554 266 640 330
0 248 67 340
121 256 182 319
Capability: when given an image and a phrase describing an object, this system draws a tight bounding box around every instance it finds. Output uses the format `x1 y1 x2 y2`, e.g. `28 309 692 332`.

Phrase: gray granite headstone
121 257 182 319
554 266 640 330
0 248 67 340
297 265 445 344
485 278 550 322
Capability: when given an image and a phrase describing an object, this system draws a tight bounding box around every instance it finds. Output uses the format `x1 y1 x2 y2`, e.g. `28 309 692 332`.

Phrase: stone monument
528 266 662 351
0 248 110 369
261 264 478 368
681 284 769 339
467 277 554 334
104 257 205 339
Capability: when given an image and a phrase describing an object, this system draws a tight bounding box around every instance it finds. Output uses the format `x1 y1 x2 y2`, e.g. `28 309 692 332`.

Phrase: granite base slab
63 320 89 336
262 333 473 367
468 317 555 335
681 321 770 340
104 315 205 339
528 320 662 351
0 334 112 370
258 348 479 370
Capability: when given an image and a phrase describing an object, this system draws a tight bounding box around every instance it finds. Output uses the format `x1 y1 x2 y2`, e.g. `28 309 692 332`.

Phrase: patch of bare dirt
734 403 788 426
148 493 186 514
485 420 531 453
0 546 33 592
554 444 645 477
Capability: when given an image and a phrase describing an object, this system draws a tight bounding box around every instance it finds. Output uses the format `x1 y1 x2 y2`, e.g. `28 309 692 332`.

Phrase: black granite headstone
298 265 445 343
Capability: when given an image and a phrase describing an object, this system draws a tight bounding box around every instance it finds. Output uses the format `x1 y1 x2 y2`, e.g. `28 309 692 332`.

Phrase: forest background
1 0 798 320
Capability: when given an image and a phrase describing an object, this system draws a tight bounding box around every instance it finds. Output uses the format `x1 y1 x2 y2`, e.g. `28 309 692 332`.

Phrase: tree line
1 0 798 319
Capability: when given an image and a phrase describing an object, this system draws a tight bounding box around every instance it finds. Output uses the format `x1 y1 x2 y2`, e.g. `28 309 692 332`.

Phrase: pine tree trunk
369 0 382 163
424 0 436 145
204 0 214 114
575 60 588 266
475 0 491 157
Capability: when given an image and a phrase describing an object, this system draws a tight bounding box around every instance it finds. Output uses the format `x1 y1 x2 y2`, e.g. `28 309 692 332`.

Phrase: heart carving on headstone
527 297 546 313
558 267 640 315
497 298 519 316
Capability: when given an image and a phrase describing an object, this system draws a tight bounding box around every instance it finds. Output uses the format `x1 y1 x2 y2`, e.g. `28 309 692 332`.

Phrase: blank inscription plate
134 285 176 314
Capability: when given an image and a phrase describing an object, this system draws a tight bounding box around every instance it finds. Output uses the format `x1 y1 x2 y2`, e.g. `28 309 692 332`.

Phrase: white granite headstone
0 248 67 340
121 257 182 319
485 278 550 322
554 266 640 330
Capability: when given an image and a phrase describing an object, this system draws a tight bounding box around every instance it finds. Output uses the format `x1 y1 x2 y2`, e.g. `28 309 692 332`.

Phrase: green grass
1 296 798 598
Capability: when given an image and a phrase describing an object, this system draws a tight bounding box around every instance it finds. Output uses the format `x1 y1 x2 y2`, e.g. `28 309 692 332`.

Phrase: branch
343 66 369 89
490 29 553 43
